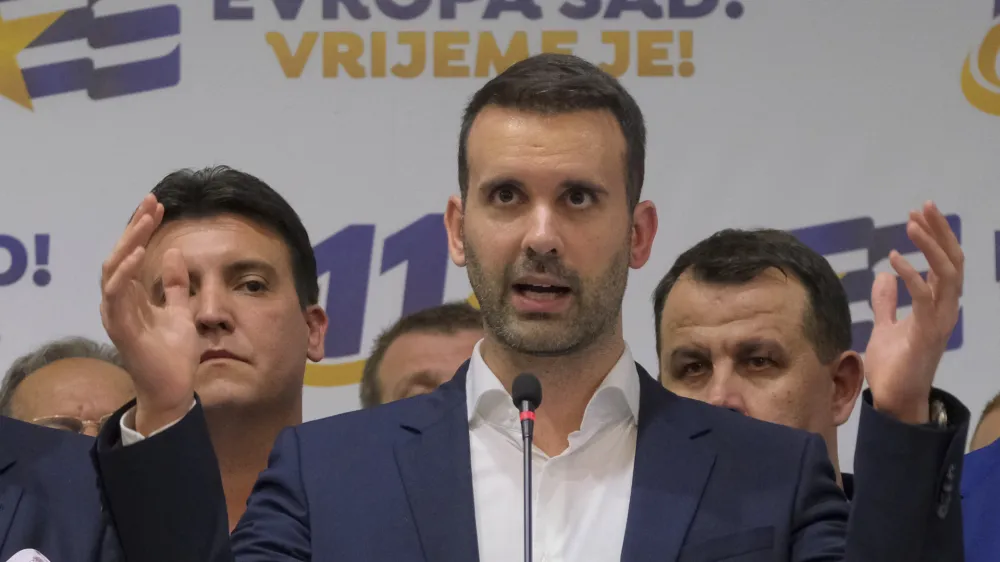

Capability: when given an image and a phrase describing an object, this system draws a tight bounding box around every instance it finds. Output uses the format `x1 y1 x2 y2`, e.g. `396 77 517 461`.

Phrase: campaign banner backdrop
2 0 999 471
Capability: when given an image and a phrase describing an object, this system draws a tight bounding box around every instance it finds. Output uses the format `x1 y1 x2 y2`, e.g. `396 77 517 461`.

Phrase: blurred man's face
445 107 656 357
141 214 326 414
377 328 483 403
10 358 134 436
658 269 862 458
971 407 1000 451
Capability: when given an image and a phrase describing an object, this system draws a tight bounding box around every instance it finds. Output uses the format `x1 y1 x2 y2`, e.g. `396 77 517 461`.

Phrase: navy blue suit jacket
962 437 1000 562
96 363 968 561
0 416 121 562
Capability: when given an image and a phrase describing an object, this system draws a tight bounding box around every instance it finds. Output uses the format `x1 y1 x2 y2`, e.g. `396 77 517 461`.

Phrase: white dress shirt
120 401 191 445
121 341 642 562
466 340 640 562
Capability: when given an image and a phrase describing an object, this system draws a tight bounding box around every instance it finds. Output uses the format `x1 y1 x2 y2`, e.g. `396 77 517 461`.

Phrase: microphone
511 373 542 562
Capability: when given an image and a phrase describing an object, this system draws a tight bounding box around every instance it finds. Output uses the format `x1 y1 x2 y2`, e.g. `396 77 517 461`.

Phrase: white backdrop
2 0 999 472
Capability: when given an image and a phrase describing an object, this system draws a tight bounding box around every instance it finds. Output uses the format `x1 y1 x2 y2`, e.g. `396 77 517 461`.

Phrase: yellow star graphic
0 10 64 110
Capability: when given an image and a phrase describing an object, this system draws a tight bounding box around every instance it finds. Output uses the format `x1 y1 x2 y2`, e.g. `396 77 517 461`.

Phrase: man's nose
521 204 564 258
706 364 747 415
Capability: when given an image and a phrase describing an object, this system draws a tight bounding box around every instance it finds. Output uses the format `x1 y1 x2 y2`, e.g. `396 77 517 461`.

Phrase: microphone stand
520 406 535 562
512 372 541 562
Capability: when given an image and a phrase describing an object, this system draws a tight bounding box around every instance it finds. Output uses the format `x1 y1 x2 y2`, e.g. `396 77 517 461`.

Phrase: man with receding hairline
359 302 482 407
1 337 133 436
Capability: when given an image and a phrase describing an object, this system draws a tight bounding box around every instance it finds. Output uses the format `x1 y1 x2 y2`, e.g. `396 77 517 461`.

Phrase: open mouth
512 282 572 300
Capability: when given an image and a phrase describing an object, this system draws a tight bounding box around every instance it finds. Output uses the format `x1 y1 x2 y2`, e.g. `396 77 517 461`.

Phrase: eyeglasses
31 413 114 435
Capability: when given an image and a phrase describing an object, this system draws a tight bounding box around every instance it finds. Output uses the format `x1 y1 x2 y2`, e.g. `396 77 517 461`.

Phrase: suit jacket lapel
395 364 479 562
0 419 21 551
0 438 22 556
622 365 717 562
0 418 15 476
0 486 22 558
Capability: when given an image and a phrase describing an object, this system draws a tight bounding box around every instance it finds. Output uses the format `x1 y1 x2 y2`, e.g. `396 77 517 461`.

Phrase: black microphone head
511 373 542 410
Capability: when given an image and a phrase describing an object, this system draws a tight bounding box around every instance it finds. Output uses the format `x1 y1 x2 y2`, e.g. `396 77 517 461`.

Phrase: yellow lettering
371 31 387 77
678 30 695 77
600 31 630 77
541 31 577 55
637 31 673 77
393 32 426 78
475 31 529 77
434 31 470 78
323 32 365 78
266 32 318 78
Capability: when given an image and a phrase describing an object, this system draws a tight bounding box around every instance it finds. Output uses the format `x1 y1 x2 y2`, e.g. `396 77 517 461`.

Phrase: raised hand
863 201 963 424
100 194 199 435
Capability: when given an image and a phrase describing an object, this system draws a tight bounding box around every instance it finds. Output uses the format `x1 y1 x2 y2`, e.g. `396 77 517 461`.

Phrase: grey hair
0 336 124 416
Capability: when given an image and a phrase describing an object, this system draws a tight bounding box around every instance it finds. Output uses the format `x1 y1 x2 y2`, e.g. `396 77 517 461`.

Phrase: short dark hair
458 53 646 209
0 337 124 416
150 166 318 307
360 302 482 408
652 229 852 365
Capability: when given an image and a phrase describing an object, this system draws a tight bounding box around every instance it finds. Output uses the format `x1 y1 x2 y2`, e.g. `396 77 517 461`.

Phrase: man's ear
629 201 658 269
305 305 328 362
445 195 467 267
830 350 864 426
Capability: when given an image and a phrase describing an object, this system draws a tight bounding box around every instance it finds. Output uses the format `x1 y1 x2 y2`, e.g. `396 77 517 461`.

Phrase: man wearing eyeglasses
0 336 134 436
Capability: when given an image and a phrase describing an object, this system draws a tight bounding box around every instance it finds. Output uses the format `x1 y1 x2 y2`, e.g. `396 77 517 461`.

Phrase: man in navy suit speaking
94 54 968 561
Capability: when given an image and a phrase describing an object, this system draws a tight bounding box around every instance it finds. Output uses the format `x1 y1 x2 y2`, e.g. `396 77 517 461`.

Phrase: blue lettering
606 0 662 18
669 0 717 18
311 216 451 361
214 0 254 20
0 236 28 287
273 0 305 19
560 0 600 19
483 0 542 20
791 215 964 353
377 0 432 19
441 0 477 19
381 214 448 316
32 234 50 287
314 225 375 358
323 0 372 19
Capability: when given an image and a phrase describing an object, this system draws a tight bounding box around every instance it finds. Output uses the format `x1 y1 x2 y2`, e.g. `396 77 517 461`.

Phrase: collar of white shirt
465 339 641 450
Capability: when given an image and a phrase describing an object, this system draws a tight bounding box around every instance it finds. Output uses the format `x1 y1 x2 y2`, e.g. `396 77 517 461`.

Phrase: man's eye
747 357 775 370
491 186 520 205
566 188 596 208
678 363 706 378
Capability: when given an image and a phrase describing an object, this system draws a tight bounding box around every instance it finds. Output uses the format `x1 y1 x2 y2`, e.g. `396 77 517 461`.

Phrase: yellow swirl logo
962 21 1000 116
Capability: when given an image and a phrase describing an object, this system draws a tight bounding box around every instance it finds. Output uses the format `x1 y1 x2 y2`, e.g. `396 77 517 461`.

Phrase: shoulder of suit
662 392 815 451
0 418 97 497
295 388 457 441
963 438 1000 495
0 415 94 462
640 367 813 449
